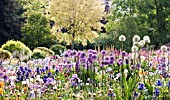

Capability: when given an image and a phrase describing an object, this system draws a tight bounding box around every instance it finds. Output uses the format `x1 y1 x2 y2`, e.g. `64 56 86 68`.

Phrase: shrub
50 44 66 55
1 40 32 60
0 48 12 60
32 47 54 59
32 49 46 59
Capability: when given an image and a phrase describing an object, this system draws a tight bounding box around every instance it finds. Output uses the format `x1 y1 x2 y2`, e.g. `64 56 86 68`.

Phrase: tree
48 0 105 49
106 0 170 51
0 0 24 46
21 0 55 49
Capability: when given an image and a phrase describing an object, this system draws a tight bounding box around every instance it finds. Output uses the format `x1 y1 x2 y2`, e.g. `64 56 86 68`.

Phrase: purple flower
168 80 170 87
105 57 109 61
75 62 80 73
121 51 127 57
92 54 97 60
110 56 115 61
154 88 160 96
80 52 86 59
134 91 138 98
156 80 162 86
88 49 93 53
88 53 93 58
101 50 107 55
130 65 136 70
77 51 82 57
64 53 69 58
138 83 144 90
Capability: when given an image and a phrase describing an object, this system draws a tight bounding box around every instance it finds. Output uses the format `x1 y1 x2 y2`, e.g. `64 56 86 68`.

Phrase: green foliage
0 0 24 46
0 48 12 60
21 0 55 49
1 40 32 60
21 12 55 49
32 49 46 59
32 47 54 59
48 0 105 49
105 0 170 51
36 47 54 56
50 44 66 55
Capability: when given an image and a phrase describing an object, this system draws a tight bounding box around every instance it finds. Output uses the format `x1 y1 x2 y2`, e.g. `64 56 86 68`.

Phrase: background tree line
0 0 169 52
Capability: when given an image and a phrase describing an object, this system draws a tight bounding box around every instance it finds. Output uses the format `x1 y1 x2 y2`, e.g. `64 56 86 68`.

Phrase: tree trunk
71 33 75 50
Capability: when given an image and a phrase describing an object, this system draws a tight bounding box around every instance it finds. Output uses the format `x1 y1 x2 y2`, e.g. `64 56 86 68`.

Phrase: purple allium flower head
92 50 98 54
2 74 8 81
88 53 93 58
72 50 77 56
88 49 93 53
109 60 114 65
138 83 144 90
156 80 162 86
101 50 107 55
77 51 82 57
105 57 109 61
64 53 69 58
92 54 97 60
110 56 115 61
121 51 127 57
80 52 86 59
118 59 123 66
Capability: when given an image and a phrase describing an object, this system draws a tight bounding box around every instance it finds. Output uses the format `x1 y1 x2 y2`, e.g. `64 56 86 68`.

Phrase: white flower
132 35 140 42
139 40 145 46
124 69 128 74
133 42 139 47
161 45 167 52
131 46 138 52
143 36 150 43
119 35 126 41
22 81 26 85
138 42 144 48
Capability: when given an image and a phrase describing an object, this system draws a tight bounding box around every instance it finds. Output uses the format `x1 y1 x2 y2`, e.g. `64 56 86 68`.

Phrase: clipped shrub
1 40 32 60
36 47 54 56
50 44 66 55
0 48 12 60
32 47 54 59
32 49 46 59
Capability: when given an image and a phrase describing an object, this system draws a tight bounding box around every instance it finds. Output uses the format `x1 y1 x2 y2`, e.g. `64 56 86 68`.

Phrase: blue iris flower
156 80 162 86
138 83 144 90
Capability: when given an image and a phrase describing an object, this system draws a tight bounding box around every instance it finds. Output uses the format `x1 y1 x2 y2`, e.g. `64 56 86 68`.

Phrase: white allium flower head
161 45 167 52
138 42 144 48
143 35 150 43
131 46 138 52
119 35 126 41
139 40 145 46
132 35 140 42
133 42 139 47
